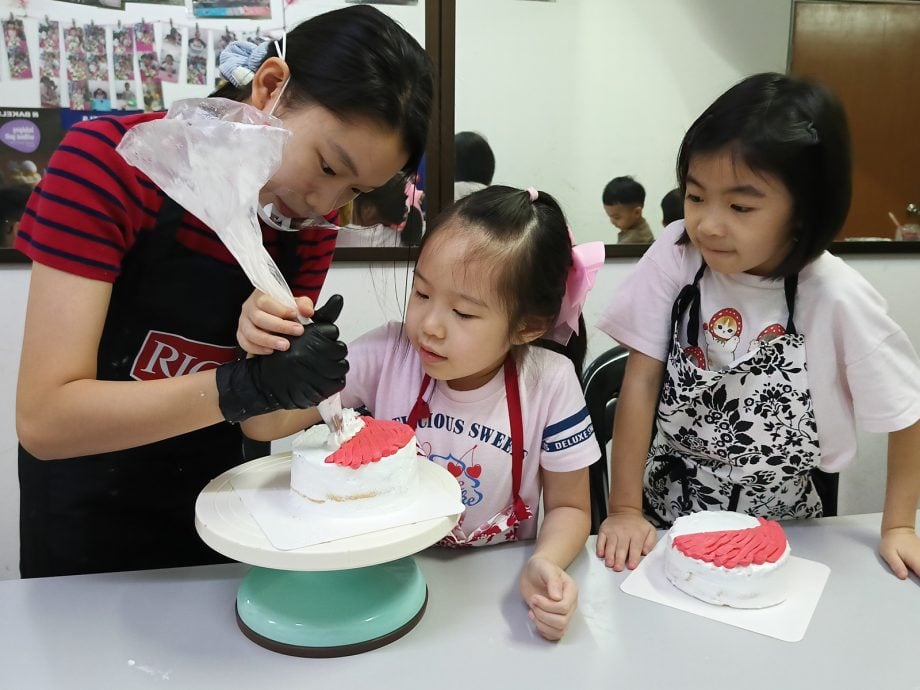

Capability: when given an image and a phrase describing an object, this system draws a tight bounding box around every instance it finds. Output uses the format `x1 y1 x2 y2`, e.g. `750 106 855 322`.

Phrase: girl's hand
879 527 920 580
238 290 315 355
595 508 657 571
519 556 578 641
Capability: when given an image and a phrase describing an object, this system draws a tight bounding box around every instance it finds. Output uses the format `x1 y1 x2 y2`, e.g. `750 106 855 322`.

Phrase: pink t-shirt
598 222 920 471
341 323 599 540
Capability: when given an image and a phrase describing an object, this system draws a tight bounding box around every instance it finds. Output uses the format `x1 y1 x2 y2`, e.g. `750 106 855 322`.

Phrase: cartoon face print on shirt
704 307 743 370
748 323 786 353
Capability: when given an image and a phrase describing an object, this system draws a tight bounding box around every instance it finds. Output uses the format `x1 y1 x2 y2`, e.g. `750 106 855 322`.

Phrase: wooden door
790 1 920 239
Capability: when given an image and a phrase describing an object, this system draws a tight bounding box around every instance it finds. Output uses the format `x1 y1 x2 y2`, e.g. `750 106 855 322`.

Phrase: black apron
19 198 273 577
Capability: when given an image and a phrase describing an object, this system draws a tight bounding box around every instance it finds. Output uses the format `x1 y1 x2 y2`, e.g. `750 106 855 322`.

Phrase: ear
633 205 644 220
511 318 551 346
249 57 291 112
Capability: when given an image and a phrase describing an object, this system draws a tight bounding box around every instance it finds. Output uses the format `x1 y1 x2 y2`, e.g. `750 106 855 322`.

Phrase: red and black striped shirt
15 112 337 301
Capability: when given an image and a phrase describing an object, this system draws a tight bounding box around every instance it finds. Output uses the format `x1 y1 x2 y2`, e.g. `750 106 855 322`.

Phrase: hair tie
547 234 605 346
219 40 270 87
526 186 538 203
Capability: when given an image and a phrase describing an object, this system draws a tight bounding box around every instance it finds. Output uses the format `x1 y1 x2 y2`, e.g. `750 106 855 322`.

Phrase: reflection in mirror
455 0 793 246
790 0 920 240
336 173 425 247
454 131 495 201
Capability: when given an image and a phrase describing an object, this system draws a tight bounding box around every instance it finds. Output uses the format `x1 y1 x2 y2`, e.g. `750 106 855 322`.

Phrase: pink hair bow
396 177 423 232
548 231 605 345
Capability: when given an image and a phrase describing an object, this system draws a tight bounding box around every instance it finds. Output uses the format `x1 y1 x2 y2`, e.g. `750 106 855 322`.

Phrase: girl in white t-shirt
242 185 606 641
596 73 920 581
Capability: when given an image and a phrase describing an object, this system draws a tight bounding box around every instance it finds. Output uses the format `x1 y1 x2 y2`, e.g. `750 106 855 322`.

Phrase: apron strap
503 358 529 521
671 261 707 348
407 357 529 523
406 374 434 429
673 260 800 342
784 273 799 335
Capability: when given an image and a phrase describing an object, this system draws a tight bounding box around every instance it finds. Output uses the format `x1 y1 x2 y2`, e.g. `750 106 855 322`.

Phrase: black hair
602 176 645 206
454 131 495 185
352 174 423 246
420 185 587 374
212 6 432 174
676 72 851 278
660 188 684 225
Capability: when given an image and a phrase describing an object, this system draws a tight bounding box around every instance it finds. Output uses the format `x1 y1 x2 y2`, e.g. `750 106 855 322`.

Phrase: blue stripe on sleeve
542 406 591 439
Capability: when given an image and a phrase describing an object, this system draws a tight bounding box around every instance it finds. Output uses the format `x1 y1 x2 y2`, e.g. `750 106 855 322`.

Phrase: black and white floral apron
406 357 533 547
644 261 824 527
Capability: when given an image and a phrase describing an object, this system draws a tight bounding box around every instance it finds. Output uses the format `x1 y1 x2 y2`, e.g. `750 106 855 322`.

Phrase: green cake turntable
195 452 460 657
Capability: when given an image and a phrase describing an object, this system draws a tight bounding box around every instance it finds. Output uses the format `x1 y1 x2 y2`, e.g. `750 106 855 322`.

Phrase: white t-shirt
341 323 599 539
598 221 920 472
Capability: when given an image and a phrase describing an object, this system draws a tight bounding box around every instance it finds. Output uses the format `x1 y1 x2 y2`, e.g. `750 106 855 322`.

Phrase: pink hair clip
526 186 538 202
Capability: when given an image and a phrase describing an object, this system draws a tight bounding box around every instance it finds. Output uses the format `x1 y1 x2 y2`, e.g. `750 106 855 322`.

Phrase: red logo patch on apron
130 330 237 381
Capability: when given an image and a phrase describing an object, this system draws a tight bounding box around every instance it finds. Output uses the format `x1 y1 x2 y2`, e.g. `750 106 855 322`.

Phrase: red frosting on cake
672 517 787 568
325 417 415 469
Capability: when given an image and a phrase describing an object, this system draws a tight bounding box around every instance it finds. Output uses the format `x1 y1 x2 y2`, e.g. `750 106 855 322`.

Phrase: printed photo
89 81 112 111
134 22 155 53
39 51 61 79
39 76 61 107
38 20 60 52
3 18 33 79
115 81 139 110
187 27 208 85
158 25 182 83
193 0 271 20
68 80 92 111
67 53 88 82
138 52 160 82
55 0 125 9
142 79 164 112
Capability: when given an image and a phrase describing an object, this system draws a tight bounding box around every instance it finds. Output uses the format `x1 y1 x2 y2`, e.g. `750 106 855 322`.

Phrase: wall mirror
431 0 919 260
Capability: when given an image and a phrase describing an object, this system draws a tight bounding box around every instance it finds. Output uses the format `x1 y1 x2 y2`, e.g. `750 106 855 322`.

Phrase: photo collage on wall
38 19 60 106
187 25 207 85
1 3 280 114
3 17 33 79
112 23 137 110
135 20 164 111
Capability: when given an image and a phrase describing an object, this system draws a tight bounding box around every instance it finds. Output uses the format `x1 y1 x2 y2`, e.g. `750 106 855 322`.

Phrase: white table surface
1 512 917 690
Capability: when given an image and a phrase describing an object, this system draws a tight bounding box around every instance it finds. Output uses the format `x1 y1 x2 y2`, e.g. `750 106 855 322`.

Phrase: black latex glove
216 295 348 423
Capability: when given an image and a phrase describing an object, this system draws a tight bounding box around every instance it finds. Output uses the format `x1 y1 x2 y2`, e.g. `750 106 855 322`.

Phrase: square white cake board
620 540 830 642
231 460 463 550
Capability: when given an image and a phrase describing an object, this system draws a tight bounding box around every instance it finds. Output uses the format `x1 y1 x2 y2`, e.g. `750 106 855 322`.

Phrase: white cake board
195 453 462 571
620 540 830 642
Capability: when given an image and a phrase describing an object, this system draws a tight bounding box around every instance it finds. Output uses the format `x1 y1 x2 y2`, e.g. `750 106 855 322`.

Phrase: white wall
455 0 793 243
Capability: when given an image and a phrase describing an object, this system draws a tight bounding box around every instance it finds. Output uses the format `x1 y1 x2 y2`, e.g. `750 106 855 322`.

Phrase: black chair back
580 346 629 533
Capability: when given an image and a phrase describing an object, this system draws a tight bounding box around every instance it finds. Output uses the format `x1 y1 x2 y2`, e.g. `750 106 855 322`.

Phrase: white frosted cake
663 511 791 609
290 408 420 517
